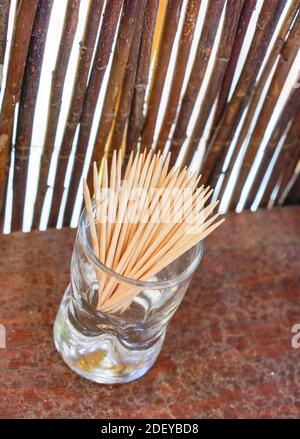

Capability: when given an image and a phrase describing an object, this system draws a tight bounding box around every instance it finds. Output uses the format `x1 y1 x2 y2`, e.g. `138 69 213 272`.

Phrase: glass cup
54 208 204 384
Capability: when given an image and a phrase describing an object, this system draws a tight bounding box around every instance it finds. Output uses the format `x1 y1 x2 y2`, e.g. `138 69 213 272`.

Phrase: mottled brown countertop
0 206 299 418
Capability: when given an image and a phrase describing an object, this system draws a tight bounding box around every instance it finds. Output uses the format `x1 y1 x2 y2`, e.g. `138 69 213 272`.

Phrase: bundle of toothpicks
83 148 224 314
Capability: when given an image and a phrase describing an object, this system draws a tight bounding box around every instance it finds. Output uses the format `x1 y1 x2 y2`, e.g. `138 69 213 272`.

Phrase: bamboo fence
0 0 298 232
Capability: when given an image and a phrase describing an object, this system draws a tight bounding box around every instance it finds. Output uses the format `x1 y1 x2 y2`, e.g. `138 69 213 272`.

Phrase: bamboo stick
201 0 286 187
283 162 300 205
272 107 300 205
140 0 184 151
125 0 159 158
215 0 300 207
277 149 300 205
62 0 123 227
169 0 225 167
252 84 300 208
155 0 202 152
11 0 54 232
2 0 294 233
32 0 80 230
87 0 142 183
184 0 244 167
0 0 39 223
212 0 257 131
110 0 147 151
48 0 105 228
0 0 11 91
231 11 300 210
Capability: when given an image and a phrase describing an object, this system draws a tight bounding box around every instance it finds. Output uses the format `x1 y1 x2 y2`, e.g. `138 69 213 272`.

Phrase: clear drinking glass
54 208 204 384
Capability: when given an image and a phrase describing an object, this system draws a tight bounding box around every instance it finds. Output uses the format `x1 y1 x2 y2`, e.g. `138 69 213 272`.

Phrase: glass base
53 285 165 384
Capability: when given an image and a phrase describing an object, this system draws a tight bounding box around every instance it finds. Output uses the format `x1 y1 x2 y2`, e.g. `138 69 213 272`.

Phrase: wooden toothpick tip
81 148 224 313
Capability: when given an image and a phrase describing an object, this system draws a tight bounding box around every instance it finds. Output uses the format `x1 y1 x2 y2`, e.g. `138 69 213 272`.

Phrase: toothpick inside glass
54 149 223 383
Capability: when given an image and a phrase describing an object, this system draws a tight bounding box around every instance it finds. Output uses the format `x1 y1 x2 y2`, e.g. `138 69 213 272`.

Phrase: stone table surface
0 206 299 418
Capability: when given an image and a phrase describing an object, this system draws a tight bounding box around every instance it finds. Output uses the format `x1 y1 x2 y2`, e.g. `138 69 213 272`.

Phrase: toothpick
81 148 224 313
103 216 224 313
82 179 103 290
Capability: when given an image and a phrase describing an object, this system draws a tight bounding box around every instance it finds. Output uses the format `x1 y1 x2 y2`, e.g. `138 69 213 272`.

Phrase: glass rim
78 207 204 290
